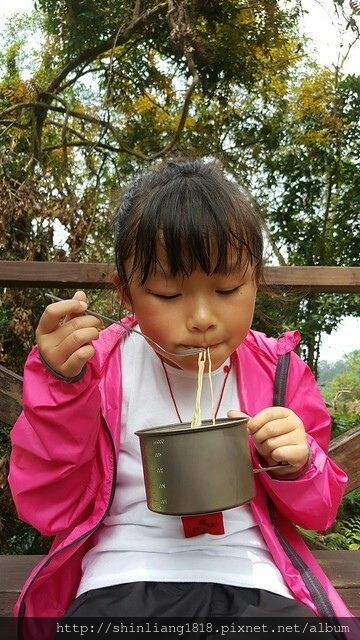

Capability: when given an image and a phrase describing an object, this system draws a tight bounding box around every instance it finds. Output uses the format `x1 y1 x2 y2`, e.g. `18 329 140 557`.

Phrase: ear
112 270 133 313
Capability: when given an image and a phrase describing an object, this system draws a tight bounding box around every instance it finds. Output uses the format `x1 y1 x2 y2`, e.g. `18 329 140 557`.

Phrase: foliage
1 0 302 164
318 359 347 386
1 1 359 373
0 170 115 371
0 0 359 553
298 351 360 551
300 488 360 551
0 0 303 373
233 67 360 372
320 350 360 416
316 515 360 551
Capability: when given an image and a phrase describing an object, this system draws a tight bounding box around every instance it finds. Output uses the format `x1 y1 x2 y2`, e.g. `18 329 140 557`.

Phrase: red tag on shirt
181 512 224 537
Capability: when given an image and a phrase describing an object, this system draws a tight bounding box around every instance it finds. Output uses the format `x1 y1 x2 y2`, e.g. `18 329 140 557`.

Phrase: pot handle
253 463 291 474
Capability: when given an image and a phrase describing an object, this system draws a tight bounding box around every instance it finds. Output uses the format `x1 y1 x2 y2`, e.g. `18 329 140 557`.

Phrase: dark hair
114 158 264 295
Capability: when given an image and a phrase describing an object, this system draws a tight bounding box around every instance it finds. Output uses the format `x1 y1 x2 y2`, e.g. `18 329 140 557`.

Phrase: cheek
230 295 256 336
135 303 174 341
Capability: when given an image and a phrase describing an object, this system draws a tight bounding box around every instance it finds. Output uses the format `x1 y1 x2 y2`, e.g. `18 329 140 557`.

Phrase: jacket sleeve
251 352 348 530
8 346 104 536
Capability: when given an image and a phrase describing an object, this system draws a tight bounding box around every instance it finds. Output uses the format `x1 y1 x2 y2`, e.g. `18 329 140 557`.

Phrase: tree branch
31 1 168 158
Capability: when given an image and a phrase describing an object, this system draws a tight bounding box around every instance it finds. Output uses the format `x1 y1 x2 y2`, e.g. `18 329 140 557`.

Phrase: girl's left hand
228 408 309 477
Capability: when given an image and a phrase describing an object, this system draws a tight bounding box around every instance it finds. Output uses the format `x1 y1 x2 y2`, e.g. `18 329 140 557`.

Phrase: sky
300 0 360 74
1 0 359 362
320 316 359 363
0 0 32 21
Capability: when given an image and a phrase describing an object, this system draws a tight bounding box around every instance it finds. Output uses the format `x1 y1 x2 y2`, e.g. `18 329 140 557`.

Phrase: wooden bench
1 364 360 620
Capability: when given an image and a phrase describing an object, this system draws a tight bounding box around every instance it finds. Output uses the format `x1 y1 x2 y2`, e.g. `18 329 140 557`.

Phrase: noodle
208 348 215 425
191 348 215 427
191 351 206 428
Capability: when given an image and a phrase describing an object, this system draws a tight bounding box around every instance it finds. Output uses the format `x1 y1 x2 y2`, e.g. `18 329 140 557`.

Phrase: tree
258 68 360 372
324 350 360 415
0 0 359 375
0 0 305 371
1 1 302 165
214 66 360 372
1 0 359 554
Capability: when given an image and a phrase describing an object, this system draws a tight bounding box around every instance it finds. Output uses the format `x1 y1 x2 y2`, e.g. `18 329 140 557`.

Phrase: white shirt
78 331 293 599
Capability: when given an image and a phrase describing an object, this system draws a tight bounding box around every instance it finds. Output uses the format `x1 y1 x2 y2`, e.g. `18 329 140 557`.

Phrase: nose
187 297 217 333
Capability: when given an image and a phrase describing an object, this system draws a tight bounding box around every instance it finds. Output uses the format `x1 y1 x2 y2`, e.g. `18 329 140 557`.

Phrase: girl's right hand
36 291 103 378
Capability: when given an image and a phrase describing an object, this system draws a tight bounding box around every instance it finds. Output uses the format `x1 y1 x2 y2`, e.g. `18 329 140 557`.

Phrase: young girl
9 159 357 640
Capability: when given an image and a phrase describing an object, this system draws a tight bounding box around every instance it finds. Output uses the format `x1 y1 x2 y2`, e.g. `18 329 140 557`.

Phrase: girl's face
116 253 257 372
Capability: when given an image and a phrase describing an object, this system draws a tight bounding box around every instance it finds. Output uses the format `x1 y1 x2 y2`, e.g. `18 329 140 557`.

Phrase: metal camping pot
135 417 255 516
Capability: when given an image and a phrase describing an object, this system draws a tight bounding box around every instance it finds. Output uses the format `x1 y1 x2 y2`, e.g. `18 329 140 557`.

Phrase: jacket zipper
268 499 347 640
271 349 346 640
273 350 290 407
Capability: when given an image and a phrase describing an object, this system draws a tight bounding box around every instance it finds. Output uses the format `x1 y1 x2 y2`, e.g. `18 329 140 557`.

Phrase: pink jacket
9 325 358 640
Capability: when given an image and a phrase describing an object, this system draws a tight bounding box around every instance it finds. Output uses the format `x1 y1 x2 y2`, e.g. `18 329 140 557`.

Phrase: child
9 159 357 640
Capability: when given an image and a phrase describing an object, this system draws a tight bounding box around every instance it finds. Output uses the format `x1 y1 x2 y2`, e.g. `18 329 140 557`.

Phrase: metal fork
45 294 205 357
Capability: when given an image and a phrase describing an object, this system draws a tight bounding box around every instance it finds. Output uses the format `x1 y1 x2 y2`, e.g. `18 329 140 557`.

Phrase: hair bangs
114 158 264 292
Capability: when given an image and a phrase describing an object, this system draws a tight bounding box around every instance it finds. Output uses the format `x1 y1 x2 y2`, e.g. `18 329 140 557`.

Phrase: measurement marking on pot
157 468 164 473
154 452 162 458
153 438 165 445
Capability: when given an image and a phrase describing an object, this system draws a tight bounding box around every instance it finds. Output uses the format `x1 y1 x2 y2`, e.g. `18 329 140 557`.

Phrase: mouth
178 344 205 352
182 343 220 352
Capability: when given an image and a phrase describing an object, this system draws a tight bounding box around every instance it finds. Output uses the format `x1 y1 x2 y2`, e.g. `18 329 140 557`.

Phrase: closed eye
152 293 181 300
217 286 241 295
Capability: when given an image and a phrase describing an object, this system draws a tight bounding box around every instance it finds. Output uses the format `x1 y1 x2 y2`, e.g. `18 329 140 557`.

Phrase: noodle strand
191 348 215 427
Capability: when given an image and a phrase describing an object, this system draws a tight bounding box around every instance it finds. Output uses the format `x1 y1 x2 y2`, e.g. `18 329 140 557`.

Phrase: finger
257 432 302 458
63 291 89 323
250 417 297 445
56 314 103 339
40 326 101 378
38 299 88 335
227 409 264 437
246 407 295 437
36 314 102 358
73 290 87 303
58 344 97 378
250 407 290 424
45 324 101 365
267 443 309 468
227 410 250 420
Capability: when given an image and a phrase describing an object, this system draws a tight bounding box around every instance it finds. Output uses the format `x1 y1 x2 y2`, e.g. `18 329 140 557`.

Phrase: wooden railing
1 262 360 292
